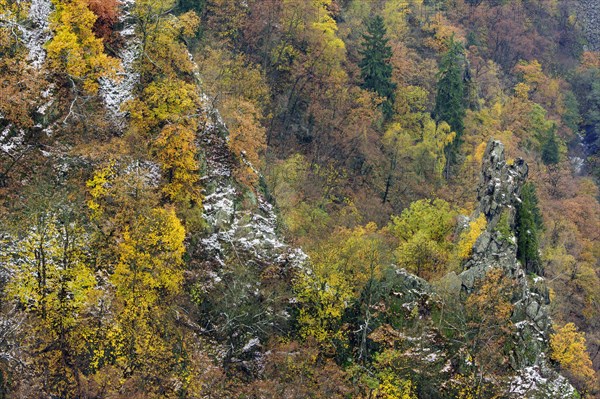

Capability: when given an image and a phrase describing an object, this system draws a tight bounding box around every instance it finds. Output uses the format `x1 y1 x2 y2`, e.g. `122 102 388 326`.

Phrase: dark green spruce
434 36 466 170
516 182 543 275
359 15 396 120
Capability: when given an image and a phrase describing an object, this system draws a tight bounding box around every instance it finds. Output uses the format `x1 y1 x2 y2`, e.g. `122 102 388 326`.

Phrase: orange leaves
466 268 514 328
85 0 119 42
222 98 266 186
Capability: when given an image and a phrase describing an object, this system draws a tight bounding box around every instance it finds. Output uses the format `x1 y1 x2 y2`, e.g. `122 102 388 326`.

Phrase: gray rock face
462 140 528 292
197 115 307 272
459 141 551 370
576 0 600 51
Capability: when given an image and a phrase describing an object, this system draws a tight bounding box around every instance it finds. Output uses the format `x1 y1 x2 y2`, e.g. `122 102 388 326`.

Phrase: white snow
20 0 53 68
99 0 140 121
0 126 25 155
569 156 584 174
508 365 576 398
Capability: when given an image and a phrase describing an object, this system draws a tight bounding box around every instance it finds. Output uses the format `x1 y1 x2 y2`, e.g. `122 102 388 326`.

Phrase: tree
152 123 201 204
516 182 543 275
295 223 388 349
434 36 466 169
46 0 119 93
550 323 597 391
6 211 96 397
388 199 457 280
359 15 396 119
85 0 119 42
541 126 560 166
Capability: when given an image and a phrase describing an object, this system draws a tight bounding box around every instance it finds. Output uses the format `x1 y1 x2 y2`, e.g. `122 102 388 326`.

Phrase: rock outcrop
576 0 600 51
460 141 575 397
461 140 528 293
461 141 550 366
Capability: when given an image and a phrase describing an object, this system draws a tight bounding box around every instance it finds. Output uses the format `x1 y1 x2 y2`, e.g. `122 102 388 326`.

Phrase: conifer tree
359 15 396 119
434 36 466 168
516 182 543 275
541 126 560 166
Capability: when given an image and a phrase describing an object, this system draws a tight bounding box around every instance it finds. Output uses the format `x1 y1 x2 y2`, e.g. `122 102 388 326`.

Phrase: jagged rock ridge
461 141 574 397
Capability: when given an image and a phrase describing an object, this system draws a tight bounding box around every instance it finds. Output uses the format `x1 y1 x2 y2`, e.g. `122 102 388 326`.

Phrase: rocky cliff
461 141 574 397
576 0 600 51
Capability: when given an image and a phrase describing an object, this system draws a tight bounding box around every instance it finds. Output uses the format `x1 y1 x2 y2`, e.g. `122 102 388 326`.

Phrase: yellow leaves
295 223 387 345
310 0 345 63
373 371 417 399
86 161 115 219
7 213 96 329
178 11 201 37
514 60 565 117
133 2 198 77
452 373 482 399
126 78 200 135
466 268 513 324
514 82 531 100
457 214 487 260
422 14 465 53
473 141 487 164
123 77 202 204
112 206 185 306
276 0 346 75
550 323 597 388
153 123 201 203
398 233 449 280
46 0 119 93
389 198 457 244
382 0 410 42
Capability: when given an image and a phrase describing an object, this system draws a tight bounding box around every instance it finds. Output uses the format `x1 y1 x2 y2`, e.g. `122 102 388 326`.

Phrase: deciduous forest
0 0 599 398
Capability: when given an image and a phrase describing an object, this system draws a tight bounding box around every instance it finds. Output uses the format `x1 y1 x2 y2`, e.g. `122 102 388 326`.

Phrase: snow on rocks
20 0 53 69
507 365 576 398
198 108 307 272
99 0 140 121
0 125 25 155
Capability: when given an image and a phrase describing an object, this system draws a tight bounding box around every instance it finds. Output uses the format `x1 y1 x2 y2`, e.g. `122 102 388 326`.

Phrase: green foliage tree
516 182 543 275
359 15 396 119
434 36 466 168
388 199 457 280
541 126 560 166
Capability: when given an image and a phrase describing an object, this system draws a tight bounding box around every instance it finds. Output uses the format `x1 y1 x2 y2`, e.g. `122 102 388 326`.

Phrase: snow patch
21 0 53 68
99 0 140 121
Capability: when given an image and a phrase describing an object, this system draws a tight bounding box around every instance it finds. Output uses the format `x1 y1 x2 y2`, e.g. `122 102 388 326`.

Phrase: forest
0 0 599 398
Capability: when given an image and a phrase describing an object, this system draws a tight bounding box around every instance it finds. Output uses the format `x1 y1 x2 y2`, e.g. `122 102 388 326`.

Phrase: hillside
0 0 599 398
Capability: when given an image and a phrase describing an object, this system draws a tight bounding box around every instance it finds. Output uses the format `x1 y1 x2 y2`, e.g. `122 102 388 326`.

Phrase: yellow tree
7 212 96 396
295 223 387 349
550 323 597 391
133 0 199 79
153 124 201 203
109 206 187 393
388 199 457 280
46 0 119 93
124 77 202 205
